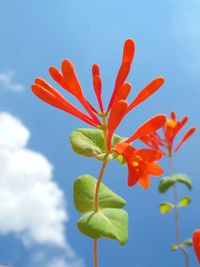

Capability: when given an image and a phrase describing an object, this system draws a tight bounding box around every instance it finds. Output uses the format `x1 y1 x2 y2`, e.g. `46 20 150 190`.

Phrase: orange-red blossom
32 39 164 132
113 115 166 189
32 38 166 188
140 111 196 156
193 230 200 264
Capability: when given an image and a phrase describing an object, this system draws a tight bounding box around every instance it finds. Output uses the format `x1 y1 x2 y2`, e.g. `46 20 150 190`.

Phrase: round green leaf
77 208 128 245
158 176 176 193
158 173 192 193
74 174 126 213
70 128 122 161
173 174 192 190
159 202 173 214
178 197 191 207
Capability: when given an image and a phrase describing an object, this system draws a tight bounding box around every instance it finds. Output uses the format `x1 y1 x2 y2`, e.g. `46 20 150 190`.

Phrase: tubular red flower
113 142 163 188
127 77 165 113
107 100 128 151
92 64 104 113
140 112 196 156
112 82 132 107
107 39 135 111
193 230 200 264
49 60 101 125
32 80 97 126
126 114 166 143
174 127 196 153
61 59 101 124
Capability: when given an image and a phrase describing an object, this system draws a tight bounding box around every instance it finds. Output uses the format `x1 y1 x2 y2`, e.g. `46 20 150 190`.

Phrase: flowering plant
32 39 197 266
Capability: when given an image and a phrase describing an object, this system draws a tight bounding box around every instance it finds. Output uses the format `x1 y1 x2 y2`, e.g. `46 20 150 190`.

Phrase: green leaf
170 244 179 251
70 128 122 161
158 176 176 193
183 239 193 246
158 173 192 193
159 202 174 214
178 197 191 207
74 174 126 213
173 174 192 190
77 208 128 245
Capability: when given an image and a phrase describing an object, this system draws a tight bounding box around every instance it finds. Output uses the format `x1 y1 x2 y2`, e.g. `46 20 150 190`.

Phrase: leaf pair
74 174 128 245
160 197 191 214
158 174 192 193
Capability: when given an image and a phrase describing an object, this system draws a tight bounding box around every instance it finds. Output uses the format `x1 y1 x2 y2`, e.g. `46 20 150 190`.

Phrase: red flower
114 142 163 189
193 229 200 264
113 115 166 188
32 39 165 131
140 111 196 156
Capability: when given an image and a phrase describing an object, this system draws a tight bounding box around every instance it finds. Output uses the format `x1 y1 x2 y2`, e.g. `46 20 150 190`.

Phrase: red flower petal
171 111 176 120
49 66 68 90
86 100 98 114
127 162 142 187
92 64 100 77
173 116 188 137
107 100 128 151
146 162 163 175
138 175 150 189
107 39 135 111
61 59 101 125
127 77 164 113
174 127 196 153
93 74 104 113
122 39 135 64
114 142 136 160
126 114 166 143
193 230 200 264
112 82 132 106
32 82 97 127
136 148 163 162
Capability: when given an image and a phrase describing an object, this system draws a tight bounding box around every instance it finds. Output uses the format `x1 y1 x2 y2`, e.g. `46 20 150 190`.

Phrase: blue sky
0 1 200 266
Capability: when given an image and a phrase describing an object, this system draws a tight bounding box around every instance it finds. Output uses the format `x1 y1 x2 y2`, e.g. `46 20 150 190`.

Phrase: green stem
168 157 189 267
93 113 109 267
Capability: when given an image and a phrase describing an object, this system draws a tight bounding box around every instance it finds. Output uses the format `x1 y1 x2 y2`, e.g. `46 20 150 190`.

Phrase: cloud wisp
0 71 24 92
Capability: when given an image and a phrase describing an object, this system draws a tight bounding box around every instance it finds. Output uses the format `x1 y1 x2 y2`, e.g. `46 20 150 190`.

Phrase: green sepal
183 239 193 246
171 239 192 251
158 173 192 193
159 202 174 214
77 208 128 245
116 155 127 166
178 197 191 207
74 174 126 213
70 128 122 161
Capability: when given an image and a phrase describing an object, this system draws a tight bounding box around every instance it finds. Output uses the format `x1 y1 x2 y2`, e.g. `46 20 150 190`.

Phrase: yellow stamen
133 161 139 167
167 119 177 128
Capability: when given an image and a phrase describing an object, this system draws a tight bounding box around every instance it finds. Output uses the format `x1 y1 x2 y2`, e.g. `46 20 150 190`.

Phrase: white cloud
46 258 84 267
0 71 24 91
0 112 84 266
0 112 68 249
30 252 84 267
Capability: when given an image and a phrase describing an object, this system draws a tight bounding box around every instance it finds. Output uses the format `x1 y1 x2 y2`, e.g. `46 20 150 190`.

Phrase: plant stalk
168 156 189 267
93 113 109 267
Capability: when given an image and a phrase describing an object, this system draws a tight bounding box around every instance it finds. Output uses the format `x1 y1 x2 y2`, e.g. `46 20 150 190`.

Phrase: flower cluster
31 39 167 189
140 111 196 157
